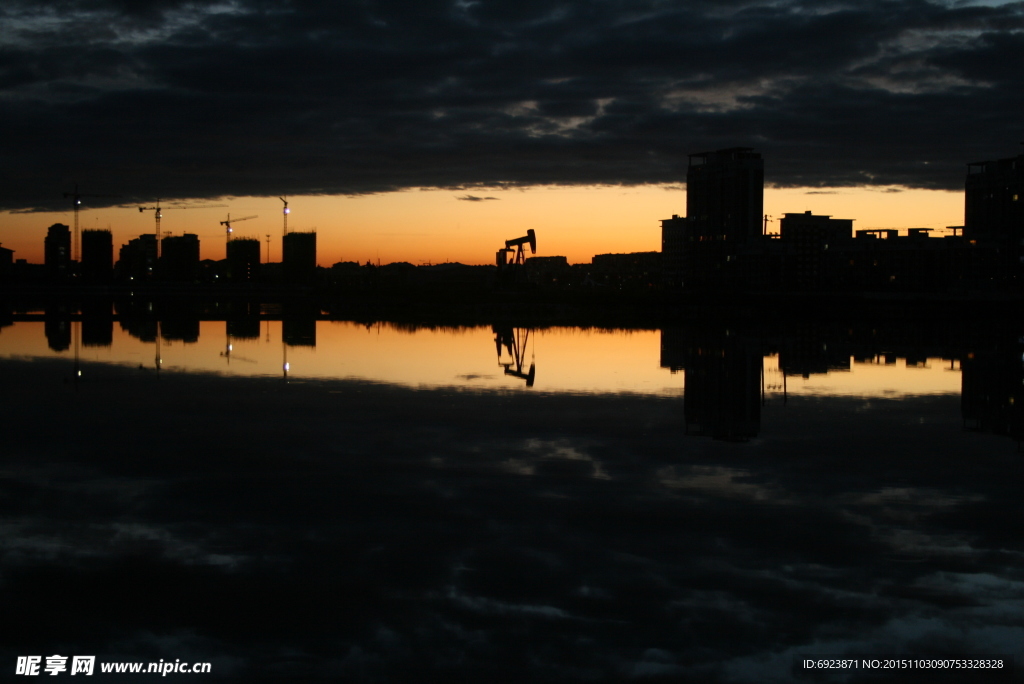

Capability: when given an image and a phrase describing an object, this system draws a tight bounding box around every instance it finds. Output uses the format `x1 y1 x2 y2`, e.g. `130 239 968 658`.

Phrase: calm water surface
0 319 966 397
0 312 1020 682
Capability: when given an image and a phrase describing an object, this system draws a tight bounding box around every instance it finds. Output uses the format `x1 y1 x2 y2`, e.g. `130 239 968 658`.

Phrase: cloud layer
3 0 1023 210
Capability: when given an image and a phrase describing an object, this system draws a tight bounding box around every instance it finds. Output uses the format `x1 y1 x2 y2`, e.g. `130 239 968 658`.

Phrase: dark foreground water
0 316 1022 682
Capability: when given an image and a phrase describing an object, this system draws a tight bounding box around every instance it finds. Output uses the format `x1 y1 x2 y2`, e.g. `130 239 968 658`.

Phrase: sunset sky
1 0 1020 265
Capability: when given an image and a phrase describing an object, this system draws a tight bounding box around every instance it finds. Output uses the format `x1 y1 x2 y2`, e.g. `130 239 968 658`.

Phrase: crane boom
220 214 258 245
137 200 226 257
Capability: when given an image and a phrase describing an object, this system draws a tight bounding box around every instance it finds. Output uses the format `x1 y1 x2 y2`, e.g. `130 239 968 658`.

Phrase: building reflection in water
44 304 72 352
81 301 113 348
282 318 316 347
961 330 1024 445
281 303 318 380
160 318 200 344
661 327 762 442
226 317 261 341
777 324 851 378
223 304 261 367
117 302 157 343
283 303 317 348
493 325 535 387
659 321 1024 448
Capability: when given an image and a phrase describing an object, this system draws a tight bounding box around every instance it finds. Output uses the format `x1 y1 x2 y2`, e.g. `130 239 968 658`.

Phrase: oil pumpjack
496 229 536 268
496 229 536 285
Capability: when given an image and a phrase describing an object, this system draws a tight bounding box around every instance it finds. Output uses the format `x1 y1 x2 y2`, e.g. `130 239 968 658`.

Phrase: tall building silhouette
686 148 764 243
661 215 687 287
44 223 72 282
283 231 317 285
226 238 261 283
117 234 157 282
0 244 12 283
664 148 764 289
80 229 113 283
965 150 1024 283
160 234 200 282
778 212 853 290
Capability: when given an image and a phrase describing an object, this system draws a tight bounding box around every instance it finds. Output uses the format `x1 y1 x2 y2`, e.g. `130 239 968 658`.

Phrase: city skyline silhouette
3 1 1023 680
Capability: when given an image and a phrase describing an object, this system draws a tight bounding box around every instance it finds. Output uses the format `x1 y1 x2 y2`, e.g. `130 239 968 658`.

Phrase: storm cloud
2 0 1023 211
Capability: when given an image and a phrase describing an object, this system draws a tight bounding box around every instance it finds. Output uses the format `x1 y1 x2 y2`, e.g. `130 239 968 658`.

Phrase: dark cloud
456 194 499 201
2 0 1023 211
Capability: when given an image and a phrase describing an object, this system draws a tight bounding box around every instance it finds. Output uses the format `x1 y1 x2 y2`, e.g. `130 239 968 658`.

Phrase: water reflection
80 301 112 348
962 334 1024 441
5 300 1024 447
661 327 762 441
2 302 1023 681
494 325 536 387
44 304 72 351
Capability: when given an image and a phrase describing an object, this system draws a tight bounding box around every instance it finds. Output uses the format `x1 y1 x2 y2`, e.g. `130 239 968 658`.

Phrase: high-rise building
0 244 13 283
80 229 113 283
117 234 158 282
44 223 72 282
226 238 261 283
160 234 200 282
283 231 317 285
661 214 687 287
664 148 764 289
686 148 764 244
779 211 853 290
965 150 1024 282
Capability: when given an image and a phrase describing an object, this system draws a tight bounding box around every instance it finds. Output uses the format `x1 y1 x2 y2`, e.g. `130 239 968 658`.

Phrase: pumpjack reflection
493 325 535 387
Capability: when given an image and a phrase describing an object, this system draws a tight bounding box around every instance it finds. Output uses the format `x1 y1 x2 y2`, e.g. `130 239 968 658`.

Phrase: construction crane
138 199 225 257
220 213 258 247
280 197 290 236
63 184 120 262
137 200 164 256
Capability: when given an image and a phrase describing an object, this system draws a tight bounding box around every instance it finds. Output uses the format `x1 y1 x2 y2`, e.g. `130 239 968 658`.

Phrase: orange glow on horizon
0 184 965 267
